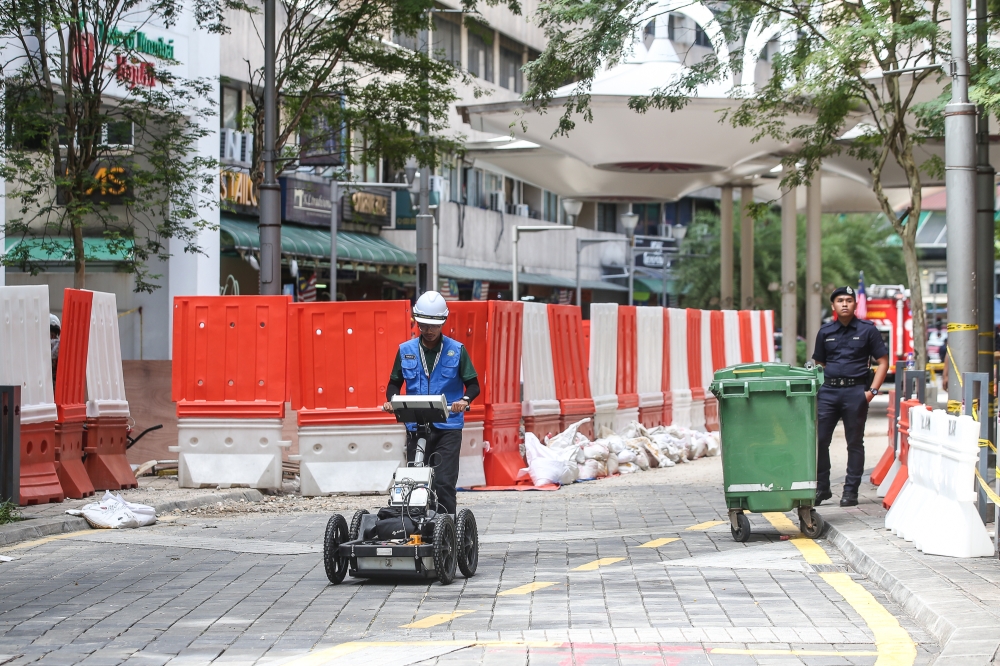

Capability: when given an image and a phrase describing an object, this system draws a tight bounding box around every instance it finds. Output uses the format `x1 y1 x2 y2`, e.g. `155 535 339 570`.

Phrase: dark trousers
406 427 461 515
817 384 869 495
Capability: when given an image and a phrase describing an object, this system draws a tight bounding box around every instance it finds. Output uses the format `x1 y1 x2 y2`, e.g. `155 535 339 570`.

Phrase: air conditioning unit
488 191 505 212
513 203 530 218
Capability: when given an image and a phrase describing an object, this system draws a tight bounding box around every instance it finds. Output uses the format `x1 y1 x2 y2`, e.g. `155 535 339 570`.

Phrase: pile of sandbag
519 418 720 486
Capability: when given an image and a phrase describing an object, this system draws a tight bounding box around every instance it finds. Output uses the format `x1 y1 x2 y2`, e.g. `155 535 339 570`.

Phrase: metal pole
963 373 991 522
329 181 339 300
720 185 734 309
0 386 19 504
512 228 519 301
258 0 282 295
806 178 822 361
416 172 432 296
945 0 978 413
575 238 582 307
628 235 635 306
781 185 797 364
740 185 755 309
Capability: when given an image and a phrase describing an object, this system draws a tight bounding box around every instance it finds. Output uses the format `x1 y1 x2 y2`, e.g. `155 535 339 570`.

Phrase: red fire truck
862 284 914 374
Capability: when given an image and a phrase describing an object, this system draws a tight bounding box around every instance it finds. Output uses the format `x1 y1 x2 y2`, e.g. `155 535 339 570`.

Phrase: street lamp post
258 0 281 295
621 208 639 306
512 225 571 301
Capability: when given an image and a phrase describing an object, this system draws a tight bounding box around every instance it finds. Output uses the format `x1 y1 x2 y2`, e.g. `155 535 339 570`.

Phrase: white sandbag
67 491 156 529
650 433 687 463
583 443 609 461
606 453 619 475
617 449 637 464
546 417 592 450
619 421 648 439
619 462 640 474
522 432 576 486
595 460 608 478
603 435 626 453
598 425 617 439
578 459 600 480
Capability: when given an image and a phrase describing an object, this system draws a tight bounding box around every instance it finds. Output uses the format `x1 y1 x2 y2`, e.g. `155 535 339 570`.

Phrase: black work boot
840 492 859 507
815 488 833 505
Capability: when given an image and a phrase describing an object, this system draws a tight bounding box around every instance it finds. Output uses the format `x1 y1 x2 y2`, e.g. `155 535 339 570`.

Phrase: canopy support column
781 186 797 364
740 186 754 309
720 185 734 309
806 178 822 361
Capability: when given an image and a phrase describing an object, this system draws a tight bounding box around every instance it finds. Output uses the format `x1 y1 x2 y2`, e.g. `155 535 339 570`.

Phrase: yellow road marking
498 582 558 596
711 648 879 657
280 641 564 666
685 520 726 531
0 530 93 553
401 610 475 628
638 537 680 548
572 557 625 571
763 512 917 666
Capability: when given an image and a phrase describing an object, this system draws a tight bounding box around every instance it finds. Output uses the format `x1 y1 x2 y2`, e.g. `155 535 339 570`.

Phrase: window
467 24 493 81
498 39 523 92
102 121 133 147
694 24 712 47
433 14 461 65
542 190 559 222
597 203 617 233
394 29 428 54
221 87 240 129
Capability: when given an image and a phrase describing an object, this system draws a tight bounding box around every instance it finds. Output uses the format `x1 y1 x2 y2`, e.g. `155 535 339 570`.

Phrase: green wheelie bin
709 362 824 542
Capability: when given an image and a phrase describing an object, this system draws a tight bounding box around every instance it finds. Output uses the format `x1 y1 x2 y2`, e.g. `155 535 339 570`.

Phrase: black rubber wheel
800 509 825 539
456 508 479 578
349 509 368 541
432 514 457 585
731 512 751 542
323 514 350 584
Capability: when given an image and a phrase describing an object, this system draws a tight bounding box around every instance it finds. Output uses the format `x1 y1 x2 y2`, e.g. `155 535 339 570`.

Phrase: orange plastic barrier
548 305 595 439
288 301 411 426
83 417 137 490
616 306 639 410
738 310 754 363
53 289 95 498
661 308 672 425
172 296 291 418
882 399 929 509
871 389 897 486
19 422 64 505
483 302 523 406
686 309 703 391
445 302 489 422
709 311 727 372
483 402 525 486
54 421 92 498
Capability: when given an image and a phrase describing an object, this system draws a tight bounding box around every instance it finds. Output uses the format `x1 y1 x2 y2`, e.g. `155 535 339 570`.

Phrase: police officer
383 291 480 515
812 286 889 507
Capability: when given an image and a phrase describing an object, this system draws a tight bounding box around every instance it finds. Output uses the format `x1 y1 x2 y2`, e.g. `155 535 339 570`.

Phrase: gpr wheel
800 509 825 539
731 511 751 542
456 508 479 578
432 514 457 585
323 514 350 584
349 509 369 541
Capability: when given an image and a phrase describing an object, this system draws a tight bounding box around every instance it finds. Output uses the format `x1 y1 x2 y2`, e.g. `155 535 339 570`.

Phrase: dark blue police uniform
812 316 888 496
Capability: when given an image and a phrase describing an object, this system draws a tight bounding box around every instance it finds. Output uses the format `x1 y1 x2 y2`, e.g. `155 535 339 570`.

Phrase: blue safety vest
399 335 465 431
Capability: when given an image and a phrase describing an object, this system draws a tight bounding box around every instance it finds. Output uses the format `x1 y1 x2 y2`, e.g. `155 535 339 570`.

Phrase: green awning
3 237 133 263
634 277 676 295
220 215 415 264
438 264 628 292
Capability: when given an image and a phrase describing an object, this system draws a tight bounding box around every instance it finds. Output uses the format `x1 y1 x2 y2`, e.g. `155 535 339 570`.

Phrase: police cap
829 286 856 302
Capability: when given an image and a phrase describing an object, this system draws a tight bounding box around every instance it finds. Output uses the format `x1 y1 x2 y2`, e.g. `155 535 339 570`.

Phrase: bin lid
712 362 820 382
710 362 822 397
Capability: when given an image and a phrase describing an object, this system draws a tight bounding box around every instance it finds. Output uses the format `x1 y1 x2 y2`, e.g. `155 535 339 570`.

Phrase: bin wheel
800 508 825 539
432 514 457 585
731 512 751 542
349 509 368 541
456 509 479 578
323 514 350 585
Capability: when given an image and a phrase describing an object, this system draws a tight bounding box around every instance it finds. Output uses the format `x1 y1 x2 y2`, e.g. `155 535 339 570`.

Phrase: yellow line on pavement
638 537 680 548
711 648 879 657
571 557 625 571
0 530 93 552
498 582 558 596
685 520 726 530
762 512 917 666
401 610 475 628
280 640 564 666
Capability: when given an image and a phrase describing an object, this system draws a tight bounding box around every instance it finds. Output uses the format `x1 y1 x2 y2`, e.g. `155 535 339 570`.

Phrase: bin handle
785 380 814 396
733 367 765 374
720 383 749 399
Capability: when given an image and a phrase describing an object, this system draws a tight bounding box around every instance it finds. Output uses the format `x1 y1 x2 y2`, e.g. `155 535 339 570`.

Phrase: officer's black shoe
840 492 859 507
815 488 833 505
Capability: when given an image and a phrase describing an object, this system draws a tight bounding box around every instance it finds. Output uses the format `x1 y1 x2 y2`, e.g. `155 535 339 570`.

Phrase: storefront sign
343 188 392 227
281 177 333 226
99 22 175 60
57 159 133 205
220 168 258 211
634 236 677 270
70 21 173 86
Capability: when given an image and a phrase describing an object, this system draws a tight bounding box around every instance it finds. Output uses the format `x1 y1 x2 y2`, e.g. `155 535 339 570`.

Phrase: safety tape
946 399 963 415
974 467 1000 506
947 323 979 332
946 344 963 389
979 438 997 452
982 332 995 337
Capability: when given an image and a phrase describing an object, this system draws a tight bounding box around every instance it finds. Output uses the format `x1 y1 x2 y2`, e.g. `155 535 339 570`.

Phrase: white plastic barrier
289 423 406 495
457 421 486 488
86 291 129 418
667 308 691 429
589 303 619 433
0 286 57 424
722 310 742 367
521 302 561 419
700 310 715 385
172 418 291 489
750 311 763 362
884 408 993 558
762 311 776 362
635 306 664 411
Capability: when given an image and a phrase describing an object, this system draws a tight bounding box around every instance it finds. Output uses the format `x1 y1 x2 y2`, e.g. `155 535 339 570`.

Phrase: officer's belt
824 377 866 387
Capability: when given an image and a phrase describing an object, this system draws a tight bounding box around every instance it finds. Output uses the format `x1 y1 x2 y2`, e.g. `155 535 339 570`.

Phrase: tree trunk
73 224 85 289
900 223 926 370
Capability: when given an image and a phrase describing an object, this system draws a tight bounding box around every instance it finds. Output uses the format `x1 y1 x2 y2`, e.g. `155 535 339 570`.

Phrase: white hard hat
413 291 449 325
50 313 61 330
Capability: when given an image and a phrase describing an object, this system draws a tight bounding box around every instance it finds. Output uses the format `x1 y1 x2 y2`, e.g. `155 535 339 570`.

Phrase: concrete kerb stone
0 489 264 547
823 509 1000 665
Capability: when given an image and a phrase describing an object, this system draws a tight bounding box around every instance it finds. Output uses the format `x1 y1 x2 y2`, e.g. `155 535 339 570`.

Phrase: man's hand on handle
382 401 394 412
450 399 469 414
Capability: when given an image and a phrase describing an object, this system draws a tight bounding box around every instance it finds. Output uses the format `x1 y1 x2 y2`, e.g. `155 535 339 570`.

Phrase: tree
1 0 228 291
523 0 1000 369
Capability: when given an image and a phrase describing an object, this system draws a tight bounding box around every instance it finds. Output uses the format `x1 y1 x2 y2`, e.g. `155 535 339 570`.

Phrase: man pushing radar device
321 291 481 585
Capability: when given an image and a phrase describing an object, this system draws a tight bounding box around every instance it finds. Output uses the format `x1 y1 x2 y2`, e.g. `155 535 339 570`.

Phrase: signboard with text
342 187 393 227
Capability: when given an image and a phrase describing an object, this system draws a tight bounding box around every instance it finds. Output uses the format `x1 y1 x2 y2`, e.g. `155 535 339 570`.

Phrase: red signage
114 55 155 87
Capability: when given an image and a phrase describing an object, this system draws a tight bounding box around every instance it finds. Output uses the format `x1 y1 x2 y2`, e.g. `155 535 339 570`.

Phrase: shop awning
634 276 676 295
439 264 628 292
3 237 133 263
221 215 415 265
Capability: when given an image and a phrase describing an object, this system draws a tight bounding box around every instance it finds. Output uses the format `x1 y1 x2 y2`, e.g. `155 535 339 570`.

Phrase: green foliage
0 500 22 525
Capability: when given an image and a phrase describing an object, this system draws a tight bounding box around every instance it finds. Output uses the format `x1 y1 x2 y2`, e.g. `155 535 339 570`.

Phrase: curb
0 489 264 547
825 514 1000 665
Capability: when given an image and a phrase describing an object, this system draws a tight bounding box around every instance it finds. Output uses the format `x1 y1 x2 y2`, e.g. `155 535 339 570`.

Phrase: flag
472 280 489 301
856 271 867 318
439 278 460 301
298 272 317 302
558 289 572 305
